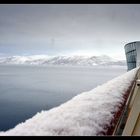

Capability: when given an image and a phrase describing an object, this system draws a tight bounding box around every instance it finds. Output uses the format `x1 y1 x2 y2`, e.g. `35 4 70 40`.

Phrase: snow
0 55 126 66
0 68 138 136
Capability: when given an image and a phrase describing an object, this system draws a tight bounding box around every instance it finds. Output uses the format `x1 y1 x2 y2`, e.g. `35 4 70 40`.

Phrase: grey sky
0 4 140 59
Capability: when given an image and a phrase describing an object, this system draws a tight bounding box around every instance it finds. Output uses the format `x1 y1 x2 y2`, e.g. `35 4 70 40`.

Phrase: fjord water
0 65 126 131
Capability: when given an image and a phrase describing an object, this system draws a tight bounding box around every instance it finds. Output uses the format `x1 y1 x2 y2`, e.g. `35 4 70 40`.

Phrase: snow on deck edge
0 68 138 136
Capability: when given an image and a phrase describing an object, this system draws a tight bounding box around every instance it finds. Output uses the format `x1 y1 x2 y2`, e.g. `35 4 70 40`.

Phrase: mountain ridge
0 55 126 66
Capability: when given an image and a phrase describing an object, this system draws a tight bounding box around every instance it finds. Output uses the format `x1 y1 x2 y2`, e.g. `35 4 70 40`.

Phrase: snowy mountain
0 55 126 66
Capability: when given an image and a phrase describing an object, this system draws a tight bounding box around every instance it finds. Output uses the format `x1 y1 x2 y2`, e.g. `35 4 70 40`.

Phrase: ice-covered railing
0 68 138 136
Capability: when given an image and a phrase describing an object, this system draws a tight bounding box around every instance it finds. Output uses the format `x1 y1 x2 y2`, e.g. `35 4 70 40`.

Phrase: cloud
0 4 140 59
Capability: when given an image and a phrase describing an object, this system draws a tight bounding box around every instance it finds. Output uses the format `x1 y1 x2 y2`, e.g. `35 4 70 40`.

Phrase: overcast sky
0 4 140 59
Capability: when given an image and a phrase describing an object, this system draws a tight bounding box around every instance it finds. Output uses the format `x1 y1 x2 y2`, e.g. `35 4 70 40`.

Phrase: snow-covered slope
0 68 137 136
0 55 126 66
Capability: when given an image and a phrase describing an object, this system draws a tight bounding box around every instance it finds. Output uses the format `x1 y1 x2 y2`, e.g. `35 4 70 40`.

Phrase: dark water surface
0 64 126 131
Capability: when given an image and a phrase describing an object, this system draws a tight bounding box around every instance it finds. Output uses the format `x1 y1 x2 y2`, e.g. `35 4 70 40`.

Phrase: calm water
0 65 126 131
